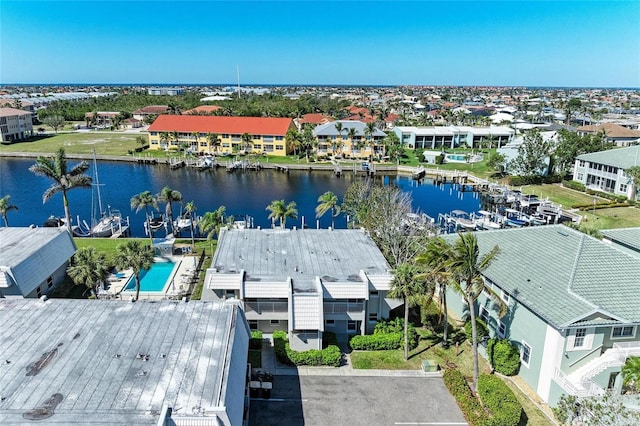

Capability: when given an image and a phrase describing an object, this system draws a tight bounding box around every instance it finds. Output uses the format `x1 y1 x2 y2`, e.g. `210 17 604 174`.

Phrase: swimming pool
125 261 176 292
446 154 466 161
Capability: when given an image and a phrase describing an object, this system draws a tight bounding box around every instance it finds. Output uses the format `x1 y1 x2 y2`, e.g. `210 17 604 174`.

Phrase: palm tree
206 132 221 154
266 199 298 229
170 131 180 150
29 148 92 232
0 195 18 227
160 132 171 150
334 122 344 156
241 132 253 153
415 237 453 346
199 206 227 240
347 127 358 156
315 191 341 229
114 240 154 301
621 356 640 393
364 121 377 159
190 132 200 152
447 233 505 392
184 201 197 247
158 186 183 235
130 191 158 243
67 247 110 296
388 263 430 361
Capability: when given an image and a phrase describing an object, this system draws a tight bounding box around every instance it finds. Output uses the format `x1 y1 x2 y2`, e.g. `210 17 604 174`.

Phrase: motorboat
474 210 502 230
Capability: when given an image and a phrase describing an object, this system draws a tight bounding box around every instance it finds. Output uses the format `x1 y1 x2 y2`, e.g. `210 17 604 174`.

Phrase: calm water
0 158 482 237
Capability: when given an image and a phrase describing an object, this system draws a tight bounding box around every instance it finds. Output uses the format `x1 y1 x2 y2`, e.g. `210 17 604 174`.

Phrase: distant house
132 105 169 121
147 87 183 96
84 111 120 128
443 225 640 406
0 298 250 425
313 120 386 159
0 107 33 142
577 123 640 147
123 117 142 129
147 115 295 156
295 113 333 129
183 105 223 115
203 228 399 351
0 227 76 298
572 145 640 200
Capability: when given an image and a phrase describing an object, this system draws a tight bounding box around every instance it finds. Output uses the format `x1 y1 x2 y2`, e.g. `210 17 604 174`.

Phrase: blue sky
2 1 639 87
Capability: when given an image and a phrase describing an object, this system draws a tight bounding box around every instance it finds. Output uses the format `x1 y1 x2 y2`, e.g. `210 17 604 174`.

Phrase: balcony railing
323 302 364 314
245 301 288 314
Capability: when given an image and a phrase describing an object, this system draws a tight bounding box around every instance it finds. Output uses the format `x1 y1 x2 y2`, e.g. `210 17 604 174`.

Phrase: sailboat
74 151 130 238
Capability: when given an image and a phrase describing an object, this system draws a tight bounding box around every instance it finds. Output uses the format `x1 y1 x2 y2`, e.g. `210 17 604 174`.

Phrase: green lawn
520 184 604 209
0 132 141 156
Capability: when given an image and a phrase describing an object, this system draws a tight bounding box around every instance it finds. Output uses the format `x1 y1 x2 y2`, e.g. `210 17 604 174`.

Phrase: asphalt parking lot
249 375 467 426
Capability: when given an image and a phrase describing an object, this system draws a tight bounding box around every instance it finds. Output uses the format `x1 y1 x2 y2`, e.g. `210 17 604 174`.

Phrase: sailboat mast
93 150 104 217
237 64 241 99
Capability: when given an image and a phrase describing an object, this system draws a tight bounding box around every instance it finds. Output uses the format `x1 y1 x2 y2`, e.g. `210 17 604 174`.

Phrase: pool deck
103 254 200 300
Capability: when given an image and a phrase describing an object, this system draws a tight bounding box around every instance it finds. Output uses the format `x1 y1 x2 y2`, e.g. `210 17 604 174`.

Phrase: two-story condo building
0 107 33 142
147 115 295 157
312 120 386 159
444 225 640 406
572 145 640 200
202 228 399 351
393 125 514 150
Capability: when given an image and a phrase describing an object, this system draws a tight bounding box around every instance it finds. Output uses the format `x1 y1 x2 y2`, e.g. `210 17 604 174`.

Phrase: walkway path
259 334 438 377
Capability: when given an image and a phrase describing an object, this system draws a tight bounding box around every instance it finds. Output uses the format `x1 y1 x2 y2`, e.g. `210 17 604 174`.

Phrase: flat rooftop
212 228 391 282
0 298 241 425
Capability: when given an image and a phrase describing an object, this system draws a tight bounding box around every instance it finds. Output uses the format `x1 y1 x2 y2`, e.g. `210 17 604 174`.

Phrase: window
325 319 335 327
370 291 379 297
501 290 510 304
253 144 262 150
368 313 378 322
574 328 586 348
520 341 531 367
276 136 283 141
619 184 628 192
225 290 236 298
576 172 584 180
264 144 274 152
479 306 490 323
347 320 357 331
498 321 506 338
611 326 635 339
270 320 280 325
248 320 258 330
275 145 284 151
579 160 585 167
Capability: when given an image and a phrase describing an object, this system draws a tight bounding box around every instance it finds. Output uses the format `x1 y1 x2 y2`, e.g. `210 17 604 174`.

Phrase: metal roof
0 299 247 425
212 228 391 283
444 225 640 328
0 227 76 296
312 120 386 137
576 145 640 169
601 227 640 254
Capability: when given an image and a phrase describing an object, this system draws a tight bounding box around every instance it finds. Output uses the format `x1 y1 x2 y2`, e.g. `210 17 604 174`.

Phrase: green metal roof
576 145 640 169
444 225 640 329
601 227 640 254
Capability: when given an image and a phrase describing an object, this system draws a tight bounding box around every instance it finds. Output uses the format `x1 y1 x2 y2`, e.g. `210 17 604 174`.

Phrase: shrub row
509 174 562 186
442 369 485 425
577 202 629 211
486 339 520 376
249 330 263 350
272 330 341 367
477 374 522 426
350 332 404 350
464 319 488 343
562 180 586 192
374 318 418 347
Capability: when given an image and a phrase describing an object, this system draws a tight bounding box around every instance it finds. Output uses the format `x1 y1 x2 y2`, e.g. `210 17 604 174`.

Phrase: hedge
477 374 522 426
272 330 342 367
464 319 488 343
249 330 263 350
486 339 520 376
509 174 562 186
442 369 485 425
350 332 404 350
562 180 586 192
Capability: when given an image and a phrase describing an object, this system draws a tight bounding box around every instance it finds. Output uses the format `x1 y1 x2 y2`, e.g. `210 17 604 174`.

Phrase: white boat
174 210 198 234
474 210 502 230
145 212 168 236
450 210 477 231
74 151 129 238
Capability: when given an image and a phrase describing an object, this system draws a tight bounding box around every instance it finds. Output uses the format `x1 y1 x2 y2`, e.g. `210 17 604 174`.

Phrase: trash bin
262 381 272 399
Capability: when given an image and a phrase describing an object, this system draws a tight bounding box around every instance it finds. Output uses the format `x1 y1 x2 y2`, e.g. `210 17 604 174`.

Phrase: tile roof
133 105 169 114
576 145 640 169
600 227 640 254
148 115 293 135
0 107 32 117
298 113 333 124
444 225 640 328
577 122 640 138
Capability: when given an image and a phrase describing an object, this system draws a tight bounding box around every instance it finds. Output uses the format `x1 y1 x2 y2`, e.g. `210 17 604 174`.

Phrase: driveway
249 375 467 426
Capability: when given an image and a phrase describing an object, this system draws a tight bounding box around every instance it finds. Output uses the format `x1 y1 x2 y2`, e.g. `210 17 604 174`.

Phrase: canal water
0 158 482 237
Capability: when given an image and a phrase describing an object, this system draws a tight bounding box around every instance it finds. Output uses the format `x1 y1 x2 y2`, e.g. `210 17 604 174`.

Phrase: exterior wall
222 306 250 426
573 158 634 199
148 122 295 157
0 113 33 142
289 330 322 351
560 327 605 375
248 319 288 333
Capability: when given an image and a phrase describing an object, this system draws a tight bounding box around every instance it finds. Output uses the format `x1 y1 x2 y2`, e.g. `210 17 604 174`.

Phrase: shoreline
0 151 483 183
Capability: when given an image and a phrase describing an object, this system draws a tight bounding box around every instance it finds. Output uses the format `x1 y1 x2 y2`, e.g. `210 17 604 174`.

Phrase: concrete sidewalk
259 334 440 377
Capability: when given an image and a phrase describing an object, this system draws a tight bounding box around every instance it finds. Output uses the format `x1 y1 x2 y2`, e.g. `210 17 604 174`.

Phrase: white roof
0 299 249 425
0 227 76 296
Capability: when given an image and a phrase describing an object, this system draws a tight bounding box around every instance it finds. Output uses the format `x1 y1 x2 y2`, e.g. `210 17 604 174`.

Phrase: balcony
323 301 364 314
244 300 288 314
